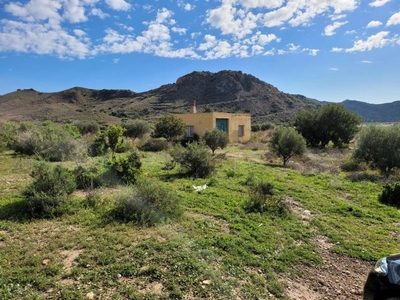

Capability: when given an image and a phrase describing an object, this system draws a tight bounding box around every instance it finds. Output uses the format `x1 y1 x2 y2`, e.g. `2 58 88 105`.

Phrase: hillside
342 99 400 122
0 71 321 124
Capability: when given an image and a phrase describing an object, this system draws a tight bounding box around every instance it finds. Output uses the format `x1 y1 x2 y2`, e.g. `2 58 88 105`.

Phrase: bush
244 181 288 217
74 165 103 190
378 183 400 207
203 129 229 154
353 125 400 177
153 115 186 142
22 162 76 217
113 179 183 226
111 150 142 184
340 159 366 172
72 120 100 135
139 138 170 152
122 120 151 140
170 141 214 178
11 122 85 161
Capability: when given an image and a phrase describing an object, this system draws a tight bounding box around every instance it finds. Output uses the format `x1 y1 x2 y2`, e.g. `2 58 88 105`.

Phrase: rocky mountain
0 70 322 124
341 100 400 123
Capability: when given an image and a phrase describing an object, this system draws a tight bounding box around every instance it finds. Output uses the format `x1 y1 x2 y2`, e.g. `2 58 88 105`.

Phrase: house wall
173 112 251 143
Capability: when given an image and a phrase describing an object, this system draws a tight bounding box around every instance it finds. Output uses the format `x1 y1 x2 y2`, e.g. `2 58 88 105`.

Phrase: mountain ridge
0 70 398 124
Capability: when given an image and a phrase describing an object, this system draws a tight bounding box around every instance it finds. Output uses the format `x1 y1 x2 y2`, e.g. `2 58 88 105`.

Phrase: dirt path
282 198 374 300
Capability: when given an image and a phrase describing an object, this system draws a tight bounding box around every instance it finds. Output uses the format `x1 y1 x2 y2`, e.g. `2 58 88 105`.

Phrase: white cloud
369 0 391 7
172 27 187 35
113 58 120 63
362 60 372 63
387 12 400 26
324 21 348 36
345 30 357 35
331 47 343 52
330 14 346 21
366 20 383 28
63 0 88 23
105 0 131 11
344 31 398 52
305 48 319 56
206 3 259 38
0 20 90 59
90 8 110 19
5 0 63 26
184 4 194 11
330 68 339 71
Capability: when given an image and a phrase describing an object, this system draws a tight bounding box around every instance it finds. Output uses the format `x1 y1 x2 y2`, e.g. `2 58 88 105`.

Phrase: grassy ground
0 147 398 299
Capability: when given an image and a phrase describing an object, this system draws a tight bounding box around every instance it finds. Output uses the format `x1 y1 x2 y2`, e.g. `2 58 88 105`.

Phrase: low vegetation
1 118 400 299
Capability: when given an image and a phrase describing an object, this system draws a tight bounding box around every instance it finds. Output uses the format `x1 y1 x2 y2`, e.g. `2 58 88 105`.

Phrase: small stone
202 280 212 285
117 274 122 279
86 292 95 299
42 259 50 265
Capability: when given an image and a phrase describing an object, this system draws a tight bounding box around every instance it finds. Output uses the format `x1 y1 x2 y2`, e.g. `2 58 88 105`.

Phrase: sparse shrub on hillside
170 141 215 178
72 120 100 135
340 159 366 172
203 129 229 154
122 120 151 140
22 162 76 217
105 125 126 157
11 122 86 161
74 165 103 190
89 131 108 156
113 179 183 226
379 183 400 207
244 180 288 217
139 138 170 152
0 122 18 152
110 149 142 184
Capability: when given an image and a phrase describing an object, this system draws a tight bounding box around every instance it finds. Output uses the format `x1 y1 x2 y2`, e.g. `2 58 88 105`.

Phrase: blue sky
0 0 399 104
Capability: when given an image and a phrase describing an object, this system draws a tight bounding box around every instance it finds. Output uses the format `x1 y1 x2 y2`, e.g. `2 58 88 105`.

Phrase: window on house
238 125 245 137
186 126 194 137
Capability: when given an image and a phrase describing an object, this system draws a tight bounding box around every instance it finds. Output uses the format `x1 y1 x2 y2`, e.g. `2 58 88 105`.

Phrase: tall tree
295 104 363 148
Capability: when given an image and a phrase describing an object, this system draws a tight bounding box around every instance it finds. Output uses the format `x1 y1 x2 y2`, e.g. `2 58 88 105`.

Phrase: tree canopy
353 125 400 177
269 126 306 167
295 104 363 148
203 129 229 153
153 115 186 142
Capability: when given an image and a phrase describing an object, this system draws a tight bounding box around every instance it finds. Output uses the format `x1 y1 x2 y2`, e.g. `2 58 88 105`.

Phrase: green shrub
22 162 76 217
74 165 103 190
89 132 108 156
340 159 366 172
244 181 288 217
113 179 183 226
72 120 100 135
347 172 380 182
0 122 18 152
122 120 151 140
11 122 85 161
378 183 400 207
139 138 170 152
203 129 229 154
111 150 142 184
170 141 214 178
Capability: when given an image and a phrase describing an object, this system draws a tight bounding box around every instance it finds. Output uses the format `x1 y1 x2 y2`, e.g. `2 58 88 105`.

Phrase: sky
0 0 400 104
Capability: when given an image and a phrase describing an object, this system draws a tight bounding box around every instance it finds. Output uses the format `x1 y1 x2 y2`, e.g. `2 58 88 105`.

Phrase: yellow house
174 104 251 143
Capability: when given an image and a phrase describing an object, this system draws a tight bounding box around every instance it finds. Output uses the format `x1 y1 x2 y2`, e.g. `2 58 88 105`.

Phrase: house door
216 118 228 132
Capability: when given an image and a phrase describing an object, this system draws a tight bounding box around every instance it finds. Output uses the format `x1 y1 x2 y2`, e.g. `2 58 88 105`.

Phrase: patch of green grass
0 148 399 298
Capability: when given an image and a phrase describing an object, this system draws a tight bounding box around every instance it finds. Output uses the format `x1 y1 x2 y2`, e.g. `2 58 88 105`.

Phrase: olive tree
269 127 306 167
203 129 229 154
153 115 186 142
353 125 400 177
296 104 363 148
